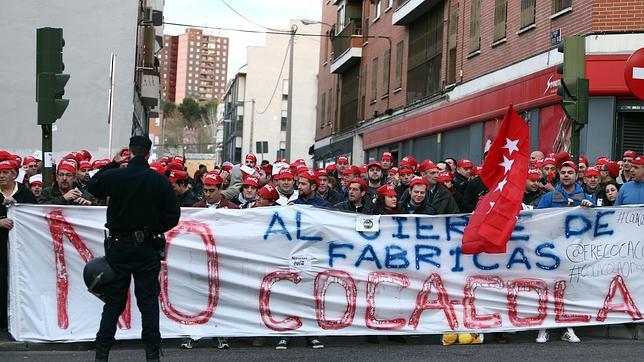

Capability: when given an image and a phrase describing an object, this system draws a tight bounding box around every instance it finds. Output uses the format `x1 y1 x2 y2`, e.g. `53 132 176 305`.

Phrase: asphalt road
1 334 643 362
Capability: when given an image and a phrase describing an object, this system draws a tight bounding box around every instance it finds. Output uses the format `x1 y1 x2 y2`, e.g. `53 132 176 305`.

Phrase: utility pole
248 99 255 153
285 24 297 161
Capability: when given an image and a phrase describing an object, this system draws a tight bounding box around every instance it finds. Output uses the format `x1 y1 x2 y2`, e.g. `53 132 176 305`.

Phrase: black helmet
83 257 115 302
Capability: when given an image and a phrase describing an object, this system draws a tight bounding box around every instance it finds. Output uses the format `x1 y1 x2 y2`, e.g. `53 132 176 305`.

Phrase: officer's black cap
129 136 152 151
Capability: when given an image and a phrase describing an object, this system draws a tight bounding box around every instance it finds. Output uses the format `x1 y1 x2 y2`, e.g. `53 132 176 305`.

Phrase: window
395 41 404 89
188 79 192 84
383 49 390 96
520 0 536 29
371 57 379 102
493 0 507 42
336 2 346 34
320 92 327 128
327 87 333 126
407 6 443 103
469 0 481 53
281 110 287 131
447 4 459 85
375 0 382 19
552 0 572 13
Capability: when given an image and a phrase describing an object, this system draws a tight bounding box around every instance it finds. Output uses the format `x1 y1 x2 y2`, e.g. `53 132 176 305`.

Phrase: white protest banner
8 204 644 342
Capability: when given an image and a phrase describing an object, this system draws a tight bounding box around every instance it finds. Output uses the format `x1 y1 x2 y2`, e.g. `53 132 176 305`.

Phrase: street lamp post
284 24 297 162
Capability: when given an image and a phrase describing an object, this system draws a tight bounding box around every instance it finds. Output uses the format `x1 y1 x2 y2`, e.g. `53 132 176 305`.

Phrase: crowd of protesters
0 146 642 347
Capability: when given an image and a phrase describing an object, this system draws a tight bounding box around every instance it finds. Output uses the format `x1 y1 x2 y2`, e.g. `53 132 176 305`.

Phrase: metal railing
332 20 362 61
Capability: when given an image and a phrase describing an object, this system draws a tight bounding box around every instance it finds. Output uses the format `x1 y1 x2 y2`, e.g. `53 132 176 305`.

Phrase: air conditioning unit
143 7 163 27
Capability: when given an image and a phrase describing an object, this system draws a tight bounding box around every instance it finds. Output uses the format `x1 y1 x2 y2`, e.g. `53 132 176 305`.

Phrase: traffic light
556 36 588 124
36 27 69 124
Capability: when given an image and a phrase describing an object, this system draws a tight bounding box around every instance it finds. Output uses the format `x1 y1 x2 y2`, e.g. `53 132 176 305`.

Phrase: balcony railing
332 20 362 61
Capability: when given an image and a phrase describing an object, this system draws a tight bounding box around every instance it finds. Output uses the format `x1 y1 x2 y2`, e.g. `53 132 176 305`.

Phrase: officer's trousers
96 240 161 354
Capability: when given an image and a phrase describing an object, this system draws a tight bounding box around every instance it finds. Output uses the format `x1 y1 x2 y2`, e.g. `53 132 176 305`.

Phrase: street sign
625 47 644 100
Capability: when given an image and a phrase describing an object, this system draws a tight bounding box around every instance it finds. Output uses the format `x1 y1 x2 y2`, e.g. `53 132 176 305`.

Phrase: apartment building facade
159 28 229 104
314 0 644 166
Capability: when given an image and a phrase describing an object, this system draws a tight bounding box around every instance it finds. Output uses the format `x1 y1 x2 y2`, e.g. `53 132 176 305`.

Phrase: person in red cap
366 161 384 196
454 159 473 193
0 157 37 329
333 178 374 213
581 166 602 201
523 169 545 208
292 171 331 207
615 155 644 205
22 156 40 178
617 150 637 184
335 156 349 176
39 159 94 205
245 154 257 168
529 150 544 167
149 162 166 175
577 156 589 179
386 167 399 187
537 161 594 209
192 173 238 209
28 174 43 199
540 157 558 192
273 168 298 206
372 184 399 214
438 170 465 211
380 152 394 179
168 170 199 207
339 166 360 196
399 177 434 214
76 160 93 189
395 167 414 199
316 169 343 206
254 183 280 207
231 176 259 209
405 160 459 214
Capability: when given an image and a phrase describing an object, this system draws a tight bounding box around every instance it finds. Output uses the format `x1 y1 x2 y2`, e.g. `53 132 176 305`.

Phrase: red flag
462 105 530 254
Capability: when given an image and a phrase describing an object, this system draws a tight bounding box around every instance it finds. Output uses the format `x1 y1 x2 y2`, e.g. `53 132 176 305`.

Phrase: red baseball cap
0 160 19 172
22 156 37 166
299 170 319 186
409 176 428 188
417 160 438 172
336 156 349 164
376 184 397 197
161 155 171 164
388 167 399 175
258 183 280 201
457 159 473 168
245 154 257 162
243 176 260 188
57 159 78 174
168 170 188 183
399 167 414 175
624 150 637 158
367 161 382 170
273 168 294 180
584 167 600 177
633 156 644 165
29 174 43 185
202 173 222 186
381 152 393 161
81 149 92 161
560 161 578 171
166 161 183 171
325 164 336 172
438 171 453 183
149 162 166 175
173 155 185 165
79 160 92 170
542 157 557 167
348 178 368 191
316 169 328 177
527 168 542 181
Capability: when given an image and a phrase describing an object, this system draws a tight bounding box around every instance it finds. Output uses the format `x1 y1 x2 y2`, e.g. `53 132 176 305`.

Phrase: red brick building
313 0 644 166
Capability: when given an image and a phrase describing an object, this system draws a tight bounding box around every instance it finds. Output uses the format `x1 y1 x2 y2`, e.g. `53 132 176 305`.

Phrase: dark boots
94 344 110 362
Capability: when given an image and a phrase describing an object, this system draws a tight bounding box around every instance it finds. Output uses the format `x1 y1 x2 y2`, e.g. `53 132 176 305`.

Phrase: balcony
393 0 442 25
330 20 363 74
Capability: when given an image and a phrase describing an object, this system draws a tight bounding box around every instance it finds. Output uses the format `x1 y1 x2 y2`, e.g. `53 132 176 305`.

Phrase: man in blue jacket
615 155 643 205
291 170 331 208
536 160 592 344
537 161 594 209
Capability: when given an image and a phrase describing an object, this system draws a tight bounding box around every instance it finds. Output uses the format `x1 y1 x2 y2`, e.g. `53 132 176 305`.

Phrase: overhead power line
220 0 284 32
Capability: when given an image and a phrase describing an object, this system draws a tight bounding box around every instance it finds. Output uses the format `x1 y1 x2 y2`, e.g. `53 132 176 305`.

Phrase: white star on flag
495 177 508 192
498 156 514 174
503 138 520 155
486 201 496 215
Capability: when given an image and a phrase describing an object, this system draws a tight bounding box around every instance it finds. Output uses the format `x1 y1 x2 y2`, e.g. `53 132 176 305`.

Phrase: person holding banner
86 136 180 362
615 155 643 205
0 157 37 330
536 160 593 343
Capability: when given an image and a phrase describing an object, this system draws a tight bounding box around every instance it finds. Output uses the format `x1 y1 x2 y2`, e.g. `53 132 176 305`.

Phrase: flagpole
107 53 116 158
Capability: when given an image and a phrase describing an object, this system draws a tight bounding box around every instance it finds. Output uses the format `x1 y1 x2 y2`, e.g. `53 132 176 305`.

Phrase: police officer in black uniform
86 136 180 362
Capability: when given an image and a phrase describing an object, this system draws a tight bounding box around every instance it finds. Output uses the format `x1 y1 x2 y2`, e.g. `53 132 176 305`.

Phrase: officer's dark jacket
462 176 488 213
453 172 469 194
86 156 180 234
333 195 374 214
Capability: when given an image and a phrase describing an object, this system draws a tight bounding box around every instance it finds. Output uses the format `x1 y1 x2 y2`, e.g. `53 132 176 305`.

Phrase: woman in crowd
601 181 620 206
372 184 400 215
